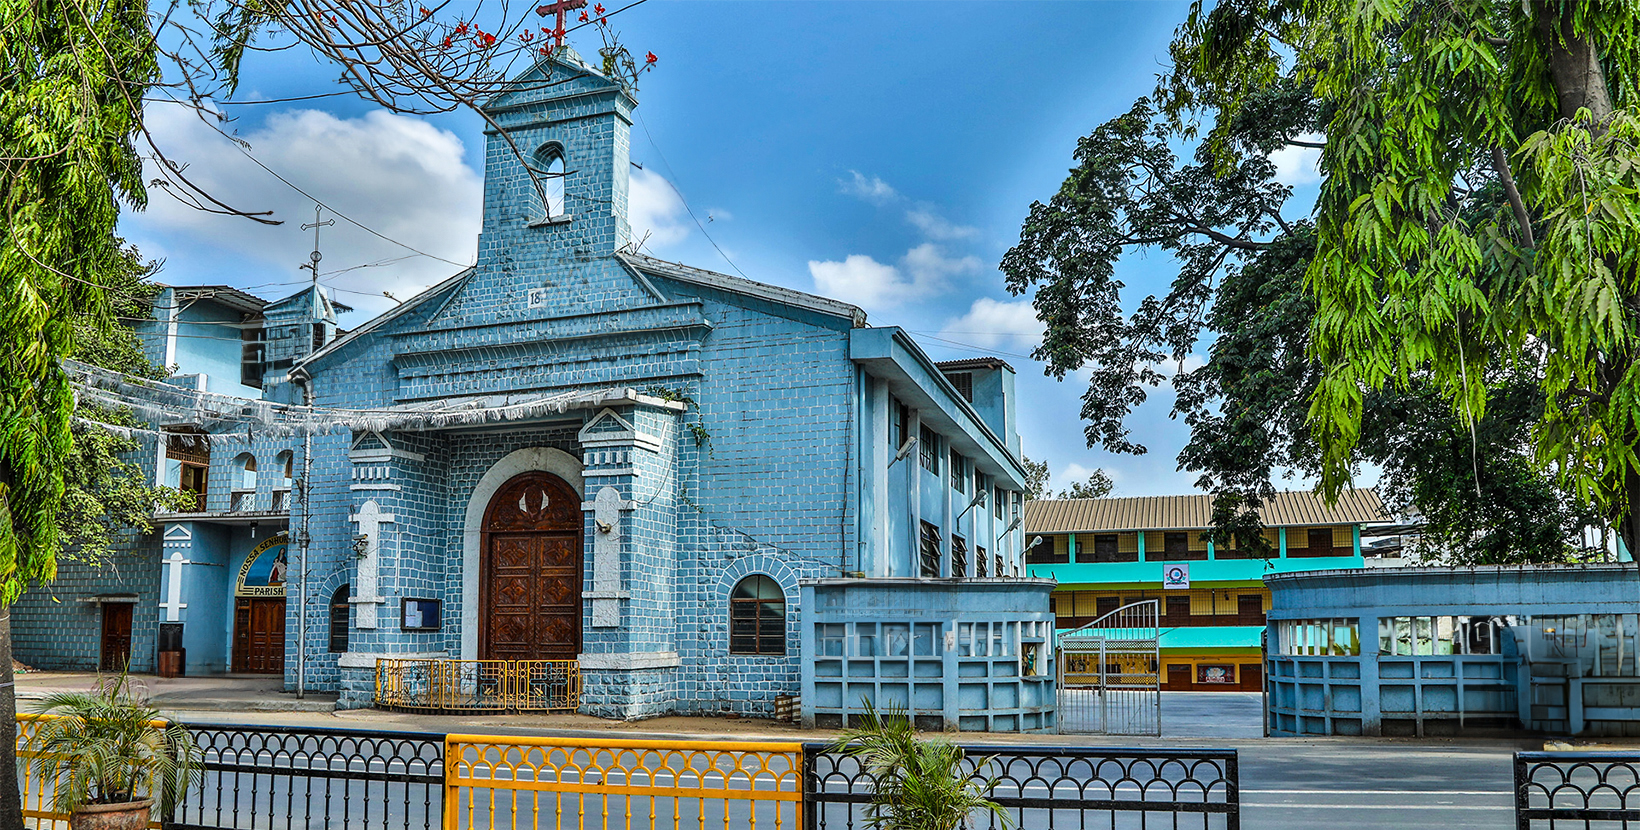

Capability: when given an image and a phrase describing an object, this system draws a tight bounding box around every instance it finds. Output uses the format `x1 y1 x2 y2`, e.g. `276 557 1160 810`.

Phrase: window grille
729 575 786 655
918 521 941 578
918 426 939 473
951 535 968 578
950 451 964 492
329 584 351 653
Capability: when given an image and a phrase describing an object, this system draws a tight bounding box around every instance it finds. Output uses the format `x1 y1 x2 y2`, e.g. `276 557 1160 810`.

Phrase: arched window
230 453 258 511
531 144 566 220
233 453 257 490
272 451 294 511
329 584 351 653
729 575 785 655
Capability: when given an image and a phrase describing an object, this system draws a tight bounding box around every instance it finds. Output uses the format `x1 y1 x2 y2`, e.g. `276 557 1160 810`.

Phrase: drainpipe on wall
292 367 313 699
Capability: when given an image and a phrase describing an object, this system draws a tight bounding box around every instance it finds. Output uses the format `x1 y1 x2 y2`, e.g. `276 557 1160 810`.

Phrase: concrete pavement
14 671 337 713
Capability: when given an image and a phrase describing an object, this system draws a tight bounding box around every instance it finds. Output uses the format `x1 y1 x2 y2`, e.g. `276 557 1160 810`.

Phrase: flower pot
68 799 152 830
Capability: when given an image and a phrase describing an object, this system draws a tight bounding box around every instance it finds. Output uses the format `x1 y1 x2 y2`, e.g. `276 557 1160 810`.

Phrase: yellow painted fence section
18 714 800 830
17 713 164 830
376 659 582 713
443 735 804 830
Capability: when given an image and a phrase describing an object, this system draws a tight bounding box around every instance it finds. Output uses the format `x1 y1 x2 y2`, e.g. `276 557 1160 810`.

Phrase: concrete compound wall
1266 564 1640 737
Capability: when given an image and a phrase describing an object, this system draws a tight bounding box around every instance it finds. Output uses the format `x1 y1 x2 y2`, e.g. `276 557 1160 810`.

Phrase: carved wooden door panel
481 472 582 661
233 598 286 674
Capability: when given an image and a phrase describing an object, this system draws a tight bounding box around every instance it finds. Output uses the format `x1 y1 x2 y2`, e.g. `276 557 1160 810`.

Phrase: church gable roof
296 268 473 371
482 50 632 112
618 253 866 326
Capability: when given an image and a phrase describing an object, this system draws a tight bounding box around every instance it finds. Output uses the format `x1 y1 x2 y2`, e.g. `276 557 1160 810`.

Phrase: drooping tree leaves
1004 77 1604 563
1161 0 1640 550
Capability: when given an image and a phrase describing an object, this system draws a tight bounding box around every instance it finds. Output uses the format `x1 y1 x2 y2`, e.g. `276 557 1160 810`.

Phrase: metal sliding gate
1057 599 1161 735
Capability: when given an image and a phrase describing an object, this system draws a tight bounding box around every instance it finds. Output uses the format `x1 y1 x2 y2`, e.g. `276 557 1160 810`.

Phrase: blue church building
18 50 1056 731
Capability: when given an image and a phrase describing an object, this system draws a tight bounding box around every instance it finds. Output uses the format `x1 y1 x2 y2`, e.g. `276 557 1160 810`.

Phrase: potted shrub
830 702 1012 830
26 674 199 830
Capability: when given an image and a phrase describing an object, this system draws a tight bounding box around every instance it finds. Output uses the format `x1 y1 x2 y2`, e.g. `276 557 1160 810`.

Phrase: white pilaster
349 499 393 628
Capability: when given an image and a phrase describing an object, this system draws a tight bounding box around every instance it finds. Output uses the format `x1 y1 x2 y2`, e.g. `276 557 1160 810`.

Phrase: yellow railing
18 713 164 830
443 735 804 830
375 658 581 713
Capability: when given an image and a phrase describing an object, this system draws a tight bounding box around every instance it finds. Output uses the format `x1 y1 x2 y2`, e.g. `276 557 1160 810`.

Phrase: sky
122 0 1329 498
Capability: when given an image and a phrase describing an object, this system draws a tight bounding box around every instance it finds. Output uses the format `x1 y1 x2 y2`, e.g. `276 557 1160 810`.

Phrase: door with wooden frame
232 597 286 673
1164 663 1193 691
480 471 583 662
99 604 133 672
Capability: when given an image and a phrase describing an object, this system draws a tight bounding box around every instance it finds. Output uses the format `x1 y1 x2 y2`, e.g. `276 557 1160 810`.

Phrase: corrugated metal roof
1024 489 1385 533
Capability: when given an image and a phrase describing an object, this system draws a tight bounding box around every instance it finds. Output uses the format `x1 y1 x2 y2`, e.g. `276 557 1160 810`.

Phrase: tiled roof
936 357 1015 373
1024 489 1385 533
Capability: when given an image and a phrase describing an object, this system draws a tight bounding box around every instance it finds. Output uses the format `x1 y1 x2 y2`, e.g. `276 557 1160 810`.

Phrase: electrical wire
633 109 751 281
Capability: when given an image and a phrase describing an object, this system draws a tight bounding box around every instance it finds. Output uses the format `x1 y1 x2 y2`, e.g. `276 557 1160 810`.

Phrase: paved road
1236 741 1522 828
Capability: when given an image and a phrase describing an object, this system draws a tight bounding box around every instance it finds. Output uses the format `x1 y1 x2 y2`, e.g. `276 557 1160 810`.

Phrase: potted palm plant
830 702 1013 830
26 674 199 830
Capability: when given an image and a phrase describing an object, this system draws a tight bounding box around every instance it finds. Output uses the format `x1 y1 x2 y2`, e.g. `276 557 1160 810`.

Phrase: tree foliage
1057 469 1115 500
60 249 194 569
1003 63 1603 562
1020 456 1051 500
1158 0 1640 549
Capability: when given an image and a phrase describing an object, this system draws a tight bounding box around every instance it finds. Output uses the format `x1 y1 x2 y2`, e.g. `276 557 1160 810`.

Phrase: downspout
292 366 313 700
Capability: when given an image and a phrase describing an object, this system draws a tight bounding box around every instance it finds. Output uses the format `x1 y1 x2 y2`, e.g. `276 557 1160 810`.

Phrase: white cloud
1057 462 1105 489
939 297 1042 351
1269 132 1323 186
704 207 733 222
906 207 978 240
840 170 898 204
902 243 982 285
628 167 691 250
131 105 482 316
808 255 910 310
809 243 981 312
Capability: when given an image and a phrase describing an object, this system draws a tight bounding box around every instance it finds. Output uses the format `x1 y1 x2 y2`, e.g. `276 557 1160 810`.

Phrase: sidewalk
14 671 337 714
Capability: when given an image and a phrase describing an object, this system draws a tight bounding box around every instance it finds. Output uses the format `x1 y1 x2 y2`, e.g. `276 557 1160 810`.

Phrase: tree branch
1491 145 1536 249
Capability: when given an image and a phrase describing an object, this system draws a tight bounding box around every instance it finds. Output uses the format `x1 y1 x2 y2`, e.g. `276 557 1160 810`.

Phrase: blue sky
124 0 1329 497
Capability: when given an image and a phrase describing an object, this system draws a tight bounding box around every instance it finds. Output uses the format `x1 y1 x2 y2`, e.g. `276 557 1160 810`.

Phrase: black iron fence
24 719 1238 830
167 723 444 830
1515 751 1640 829
803 743 1240 830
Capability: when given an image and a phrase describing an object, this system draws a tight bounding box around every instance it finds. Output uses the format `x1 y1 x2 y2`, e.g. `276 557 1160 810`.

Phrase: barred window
919 521 942 578
951 535 968 578
329 584 351 654
729 575 786 655
919 426 939 473
950 451 965 492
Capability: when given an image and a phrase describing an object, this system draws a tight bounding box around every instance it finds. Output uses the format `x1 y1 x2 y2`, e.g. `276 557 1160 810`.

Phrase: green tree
1021 455 1051 500
60 250 194 570
1159 0 1640 550
2 1 159 825
1002 82 1602 562
1057 469 1115 500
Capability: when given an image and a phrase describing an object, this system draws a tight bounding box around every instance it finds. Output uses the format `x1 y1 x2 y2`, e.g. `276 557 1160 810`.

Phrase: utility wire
151 86 472 269
633 109 750 281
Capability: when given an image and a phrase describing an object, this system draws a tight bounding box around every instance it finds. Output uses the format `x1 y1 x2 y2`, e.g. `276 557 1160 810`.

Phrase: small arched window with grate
729 575 785 655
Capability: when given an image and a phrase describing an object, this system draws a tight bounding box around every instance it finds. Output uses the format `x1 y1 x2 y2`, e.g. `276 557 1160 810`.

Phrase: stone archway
479 471 583 661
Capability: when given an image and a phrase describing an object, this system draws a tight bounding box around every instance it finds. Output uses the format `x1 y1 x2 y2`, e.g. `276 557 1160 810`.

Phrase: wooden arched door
479 471 583 661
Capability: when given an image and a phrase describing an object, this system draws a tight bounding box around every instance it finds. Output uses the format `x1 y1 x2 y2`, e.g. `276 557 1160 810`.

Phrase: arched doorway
480 471 583 661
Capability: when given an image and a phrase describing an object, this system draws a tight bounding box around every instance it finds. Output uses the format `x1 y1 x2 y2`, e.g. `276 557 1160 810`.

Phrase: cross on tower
536 0 586 50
